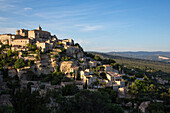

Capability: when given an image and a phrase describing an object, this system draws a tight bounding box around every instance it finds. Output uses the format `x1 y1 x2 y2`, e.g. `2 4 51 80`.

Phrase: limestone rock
60 61 77 74
66 46 84 58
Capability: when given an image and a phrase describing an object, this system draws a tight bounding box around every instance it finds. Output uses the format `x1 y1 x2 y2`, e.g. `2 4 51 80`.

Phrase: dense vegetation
6 85 123 113
87 52 170 113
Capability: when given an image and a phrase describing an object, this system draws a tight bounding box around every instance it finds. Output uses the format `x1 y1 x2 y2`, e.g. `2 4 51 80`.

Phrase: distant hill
107 51 170 63
88 51 170 73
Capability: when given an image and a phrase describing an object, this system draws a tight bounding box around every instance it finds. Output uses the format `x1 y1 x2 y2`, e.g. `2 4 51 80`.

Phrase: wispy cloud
34 9 90 20
103 9 128 15
24 7 32 10
75 24 103 31
0 0 15 11
76 39 90 45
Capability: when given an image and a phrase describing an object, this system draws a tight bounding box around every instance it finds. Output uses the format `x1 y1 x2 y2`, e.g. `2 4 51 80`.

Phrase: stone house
0 34 15 45
84 69 94 75
36 41 49 52
62 39 74 46
106 72 122 81
103 65 113 72
80 70 90 79
70 66 79 75
16 29 29 37
11 46 29 52
12 38 31 47
89 61 97 68
115 80 125 87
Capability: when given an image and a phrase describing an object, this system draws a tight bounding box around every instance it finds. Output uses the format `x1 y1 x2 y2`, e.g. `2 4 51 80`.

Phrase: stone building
62 39 74 46
60 61 76 74
106 72 122 81
16 29 29 37
16 26 51 41
0 34 15 45
36 41 49 52
12 38 31 47
28 26 51 40
103 65 113 72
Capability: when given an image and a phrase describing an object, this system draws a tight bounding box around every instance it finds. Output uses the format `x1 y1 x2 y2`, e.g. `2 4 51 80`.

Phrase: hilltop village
0 26 169 113
0 26 124 89
0 26 125 90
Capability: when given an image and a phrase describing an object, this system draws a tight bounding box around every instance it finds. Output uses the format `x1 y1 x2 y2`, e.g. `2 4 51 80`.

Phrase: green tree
12 88 50 113
62 84 79 96
0 105 14 113
14 58 25 69
100 72 107 79
7 49 12 57
147 102 165 113
94 55 102 61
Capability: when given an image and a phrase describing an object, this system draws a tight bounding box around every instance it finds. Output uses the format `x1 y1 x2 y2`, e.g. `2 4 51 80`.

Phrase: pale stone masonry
0 34 15 45
16 26 51 40
12 38 31 47
0 26 58 52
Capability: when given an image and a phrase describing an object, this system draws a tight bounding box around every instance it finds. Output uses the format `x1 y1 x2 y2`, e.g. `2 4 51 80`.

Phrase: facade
16 26 51 40
103 65 113 72
12 38 31 47
84 69 94 75
62 39 74 46
89 61 97 68
115 81 125 87
0 26 61 53
36 41 49 52
0 34 15 45
16 29 29 37
28 30 51 40
28 26 51 40
80 70 89 79
70 66 79 75
106 72 122 81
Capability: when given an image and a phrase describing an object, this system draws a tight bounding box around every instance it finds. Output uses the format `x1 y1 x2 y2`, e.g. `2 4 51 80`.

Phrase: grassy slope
89 52 170 73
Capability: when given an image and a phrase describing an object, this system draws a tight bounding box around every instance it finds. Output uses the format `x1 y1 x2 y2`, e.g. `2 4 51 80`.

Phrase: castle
0 26 74 52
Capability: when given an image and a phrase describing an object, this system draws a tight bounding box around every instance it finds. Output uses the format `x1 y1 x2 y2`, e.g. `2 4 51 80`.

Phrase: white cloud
24 7 32 10
75 24 103 31
76 39 90 45
0 0 15 11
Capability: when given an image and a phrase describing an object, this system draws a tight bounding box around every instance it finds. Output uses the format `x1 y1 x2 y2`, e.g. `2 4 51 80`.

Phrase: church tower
37 25 42 31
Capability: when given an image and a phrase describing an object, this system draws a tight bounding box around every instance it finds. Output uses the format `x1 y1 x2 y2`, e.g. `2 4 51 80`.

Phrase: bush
14 58 25 69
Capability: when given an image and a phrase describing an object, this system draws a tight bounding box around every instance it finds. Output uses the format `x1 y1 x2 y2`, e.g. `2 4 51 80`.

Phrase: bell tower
37 25 42 31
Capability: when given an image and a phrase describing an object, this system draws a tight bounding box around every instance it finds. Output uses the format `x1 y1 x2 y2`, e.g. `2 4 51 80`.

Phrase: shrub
14 58 25 69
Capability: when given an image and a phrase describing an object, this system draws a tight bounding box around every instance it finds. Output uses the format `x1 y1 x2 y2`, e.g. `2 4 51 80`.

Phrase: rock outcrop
60 61 77 74
65 46 84 59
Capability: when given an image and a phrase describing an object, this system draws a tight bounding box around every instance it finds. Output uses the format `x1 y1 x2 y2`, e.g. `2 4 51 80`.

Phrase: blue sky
0 0 170 52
